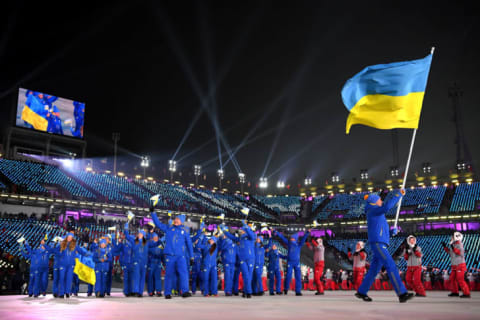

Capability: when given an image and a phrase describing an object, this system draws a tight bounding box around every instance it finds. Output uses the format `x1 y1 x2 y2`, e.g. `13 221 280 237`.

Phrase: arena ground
0 290 478 320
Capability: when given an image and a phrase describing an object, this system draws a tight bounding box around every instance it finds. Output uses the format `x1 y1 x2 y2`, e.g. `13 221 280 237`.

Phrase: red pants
353 268 365 290
341 280 349 290
374 279 382 290
469 281 475 291
424 281 432 290
314 261 324 293
325 279 334 290
450 264 470 295
406 266 426 296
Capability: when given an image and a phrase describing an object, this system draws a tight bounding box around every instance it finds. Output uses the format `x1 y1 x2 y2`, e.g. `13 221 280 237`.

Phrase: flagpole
393 46 435 229
393 129 417 229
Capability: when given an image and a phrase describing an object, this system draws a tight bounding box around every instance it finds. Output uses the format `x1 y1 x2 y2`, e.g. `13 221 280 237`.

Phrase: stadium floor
0 291 479 320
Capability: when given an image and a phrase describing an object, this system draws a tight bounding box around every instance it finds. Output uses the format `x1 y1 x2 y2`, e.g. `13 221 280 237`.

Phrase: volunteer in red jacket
348 241 367 290
443 232 470 298
402 235 426 297
306 237 325 295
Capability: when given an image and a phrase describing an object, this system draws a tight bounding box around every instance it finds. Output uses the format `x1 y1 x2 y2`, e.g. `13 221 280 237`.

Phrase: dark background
1 0 479 186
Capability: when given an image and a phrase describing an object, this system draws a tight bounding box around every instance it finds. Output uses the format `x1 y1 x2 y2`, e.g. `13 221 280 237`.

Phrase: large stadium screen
16 88 85 139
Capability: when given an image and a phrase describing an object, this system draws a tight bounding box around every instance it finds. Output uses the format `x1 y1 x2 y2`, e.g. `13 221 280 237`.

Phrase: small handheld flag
107 226 116 231
150 194 160 207
127 211 135 221
240 207 250 216
17 237 25 244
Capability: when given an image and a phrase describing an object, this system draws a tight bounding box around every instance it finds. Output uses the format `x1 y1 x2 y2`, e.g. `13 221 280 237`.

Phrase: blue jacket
124 223 151 265
150 212 194 258
266 247 287 271
148 241 164 265
254 242 265 267
366 190 403 245
198 238 218 268
93 247 112 271
112 241 133 266
223 223 256 261
52 241 89 266
23 243 51 270
218 236 236 265
275 231 309 263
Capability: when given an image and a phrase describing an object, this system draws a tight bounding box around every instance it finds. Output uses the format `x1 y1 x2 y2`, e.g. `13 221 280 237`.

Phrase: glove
407 249 412 255
347 247 351 252
190 258 194 266
391 227 398 236
441 242 447 248
400 189 406 196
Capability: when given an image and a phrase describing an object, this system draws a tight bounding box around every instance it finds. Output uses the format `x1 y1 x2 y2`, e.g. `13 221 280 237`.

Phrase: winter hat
66 232 75 239
177 214 186 224
138 230 147 237
290 233 299 241
99 239 107 246
364 193 380 205
151 233 159 239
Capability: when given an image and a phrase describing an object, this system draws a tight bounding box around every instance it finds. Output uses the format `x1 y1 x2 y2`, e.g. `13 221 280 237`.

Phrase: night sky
1 1 479 187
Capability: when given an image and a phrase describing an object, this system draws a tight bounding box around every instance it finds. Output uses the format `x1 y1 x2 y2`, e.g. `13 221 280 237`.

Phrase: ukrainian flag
74 256 96 285
341 53 432 134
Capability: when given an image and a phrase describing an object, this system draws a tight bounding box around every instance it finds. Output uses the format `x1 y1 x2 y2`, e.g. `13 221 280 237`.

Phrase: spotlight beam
171 107 203 160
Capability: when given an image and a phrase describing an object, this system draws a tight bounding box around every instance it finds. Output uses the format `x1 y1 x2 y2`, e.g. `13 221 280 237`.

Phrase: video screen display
16 88 85 139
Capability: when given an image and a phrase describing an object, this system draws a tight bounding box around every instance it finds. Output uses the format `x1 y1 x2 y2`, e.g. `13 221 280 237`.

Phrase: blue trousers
52 267 60 295
268 268 282 294
87 284 94 294
201 265 218 296
95 265 109 294
33 268 48 295
223 262 235 294
191 257 202 293
239 259 254 295
106 262 113 294
59 264 75 296
28 269 35 295
131 262 147 295
164 255 189 296
358 242 407 296
233 264 240 294
147 261 162 294
122 264 133 295
252 265 264 293
71 273 79 294
285 261 302 293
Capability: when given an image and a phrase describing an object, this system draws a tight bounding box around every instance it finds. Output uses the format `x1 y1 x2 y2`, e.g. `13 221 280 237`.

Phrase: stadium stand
255 196 302 215
72 171 150 205
385 186 447 216
312 195 328 212
316 192 372 220
0 159 95 200
450 182 480 212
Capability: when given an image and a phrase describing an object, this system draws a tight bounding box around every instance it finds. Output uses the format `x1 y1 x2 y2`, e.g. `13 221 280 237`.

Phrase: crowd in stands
450 182 480 212
255 196 302 215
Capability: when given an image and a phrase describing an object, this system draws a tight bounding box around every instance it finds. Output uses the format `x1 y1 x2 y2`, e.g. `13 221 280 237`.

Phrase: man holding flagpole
341 48 434 302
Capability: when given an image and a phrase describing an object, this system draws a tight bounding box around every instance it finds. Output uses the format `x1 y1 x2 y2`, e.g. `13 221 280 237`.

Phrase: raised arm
123 223 135 245
298 231 310 247
150 212 168 232
223 229 240 243
274 230 288 246
383 190 403 212
243 222 256 241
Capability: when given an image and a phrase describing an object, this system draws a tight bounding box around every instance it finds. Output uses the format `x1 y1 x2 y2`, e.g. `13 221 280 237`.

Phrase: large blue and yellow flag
341 53 432 134
21 94 49 131
74 256 96 285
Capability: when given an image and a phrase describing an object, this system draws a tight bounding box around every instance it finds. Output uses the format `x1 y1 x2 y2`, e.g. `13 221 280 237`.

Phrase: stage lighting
217 169 224 180
422 162 432 174
456 160 468 172
141 156 150 168
331 172 340 183
390 166 399 177
304 177 312 185
277 181 285 188
360 169 369 180
194 165 202 176
238 172 246 184
168 160 177 172
259 177 268 189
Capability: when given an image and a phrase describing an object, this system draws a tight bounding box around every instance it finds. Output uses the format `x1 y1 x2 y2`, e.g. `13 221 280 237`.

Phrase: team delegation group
18 189 471 302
